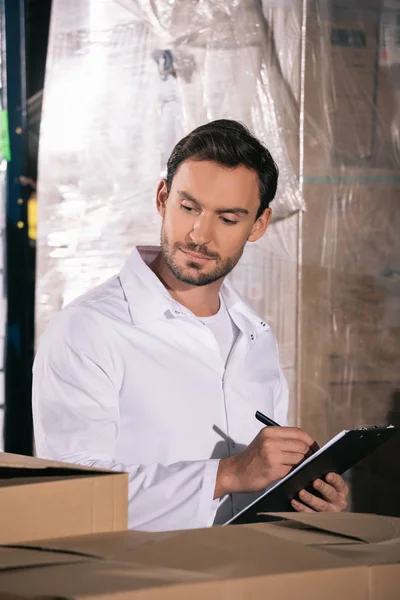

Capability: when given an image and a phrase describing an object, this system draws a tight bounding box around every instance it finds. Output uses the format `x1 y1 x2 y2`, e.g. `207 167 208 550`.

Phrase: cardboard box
0 452 128 544
249 1 400 516
0 513 399 599
275 1 400 434
299 176 400 515
302 1 397 172
329 4 380 164
299 177 400 439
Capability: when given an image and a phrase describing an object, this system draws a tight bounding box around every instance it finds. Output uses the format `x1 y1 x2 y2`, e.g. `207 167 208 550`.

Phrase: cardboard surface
0 452 128 545
0 563 374 600
0 513 399 599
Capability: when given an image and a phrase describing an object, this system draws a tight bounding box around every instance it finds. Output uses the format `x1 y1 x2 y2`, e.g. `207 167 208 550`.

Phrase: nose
189 214 212 246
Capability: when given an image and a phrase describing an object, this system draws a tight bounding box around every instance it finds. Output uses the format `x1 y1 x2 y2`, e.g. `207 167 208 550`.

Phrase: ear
248 208 272 242
156 180 169 217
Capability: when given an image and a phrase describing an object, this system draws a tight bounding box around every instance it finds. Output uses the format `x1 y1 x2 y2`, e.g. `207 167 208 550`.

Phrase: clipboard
225 426 399 525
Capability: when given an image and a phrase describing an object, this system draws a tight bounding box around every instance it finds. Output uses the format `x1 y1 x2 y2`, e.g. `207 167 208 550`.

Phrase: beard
160 226 244 287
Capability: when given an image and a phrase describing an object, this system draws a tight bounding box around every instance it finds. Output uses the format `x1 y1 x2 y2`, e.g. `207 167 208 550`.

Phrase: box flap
10 531 163 560
245 521 360 546
320 539 400 567
0 452 113 474
258 513 400 544
0 546 92 571
13 525 351 578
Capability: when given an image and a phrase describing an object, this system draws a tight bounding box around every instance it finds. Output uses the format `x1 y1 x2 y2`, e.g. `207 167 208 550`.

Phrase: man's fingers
263 426 316 449
298 489 336 512
279 438 310 454
325 473 349 496
291 498 315 513
313 479 340 503
292 478 349 514
314 478 348 510
281 451 306 466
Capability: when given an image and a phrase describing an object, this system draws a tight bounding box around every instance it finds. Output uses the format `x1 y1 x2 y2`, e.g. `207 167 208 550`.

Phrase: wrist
214 455 239 499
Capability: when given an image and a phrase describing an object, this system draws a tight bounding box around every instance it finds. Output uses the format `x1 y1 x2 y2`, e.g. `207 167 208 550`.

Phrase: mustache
176 243 220 260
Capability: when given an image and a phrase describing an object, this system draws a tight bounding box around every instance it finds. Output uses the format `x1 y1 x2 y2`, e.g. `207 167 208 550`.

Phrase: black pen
255 410 320 454
255 411 280 427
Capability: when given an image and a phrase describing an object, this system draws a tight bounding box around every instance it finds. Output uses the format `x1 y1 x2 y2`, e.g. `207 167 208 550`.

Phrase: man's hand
214 426 315 498
291 473 349 513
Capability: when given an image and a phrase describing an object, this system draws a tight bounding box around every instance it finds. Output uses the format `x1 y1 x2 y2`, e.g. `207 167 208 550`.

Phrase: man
33 119 349 531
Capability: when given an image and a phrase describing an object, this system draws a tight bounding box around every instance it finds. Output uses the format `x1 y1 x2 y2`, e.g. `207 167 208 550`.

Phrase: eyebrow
177 190 249 216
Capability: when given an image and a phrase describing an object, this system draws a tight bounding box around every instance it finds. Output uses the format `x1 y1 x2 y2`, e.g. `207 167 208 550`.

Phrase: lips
181 249 215 261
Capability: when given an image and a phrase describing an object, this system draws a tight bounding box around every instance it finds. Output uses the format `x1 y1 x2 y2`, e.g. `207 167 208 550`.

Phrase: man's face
157 159 271 287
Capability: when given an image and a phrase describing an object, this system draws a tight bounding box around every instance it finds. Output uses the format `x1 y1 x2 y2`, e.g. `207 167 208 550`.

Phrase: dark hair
166 119 279 219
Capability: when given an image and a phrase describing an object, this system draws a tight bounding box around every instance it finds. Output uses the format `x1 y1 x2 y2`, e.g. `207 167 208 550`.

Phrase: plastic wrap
36 0 304 339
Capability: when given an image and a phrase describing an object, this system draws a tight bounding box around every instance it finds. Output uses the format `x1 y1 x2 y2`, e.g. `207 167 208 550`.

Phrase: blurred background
1 0 399 515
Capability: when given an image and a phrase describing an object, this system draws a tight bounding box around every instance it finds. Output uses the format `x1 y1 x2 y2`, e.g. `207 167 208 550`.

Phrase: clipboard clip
357 425 394 430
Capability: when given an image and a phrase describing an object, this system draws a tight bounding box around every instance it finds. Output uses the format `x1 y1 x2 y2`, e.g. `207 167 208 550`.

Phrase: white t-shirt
201 296 239 366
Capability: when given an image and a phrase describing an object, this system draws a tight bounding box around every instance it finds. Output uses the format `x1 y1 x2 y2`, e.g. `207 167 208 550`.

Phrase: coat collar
119 246 270 336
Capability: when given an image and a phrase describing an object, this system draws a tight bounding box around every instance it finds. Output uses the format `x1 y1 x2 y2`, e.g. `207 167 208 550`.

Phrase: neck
150 252 223 317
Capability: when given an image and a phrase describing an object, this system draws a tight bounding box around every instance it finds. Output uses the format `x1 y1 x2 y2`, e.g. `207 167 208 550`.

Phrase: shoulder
37 276 131 356
68 275 131 323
